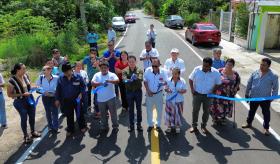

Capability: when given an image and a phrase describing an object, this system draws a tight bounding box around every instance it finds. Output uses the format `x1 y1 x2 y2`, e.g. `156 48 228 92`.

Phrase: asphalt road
6 10 280 164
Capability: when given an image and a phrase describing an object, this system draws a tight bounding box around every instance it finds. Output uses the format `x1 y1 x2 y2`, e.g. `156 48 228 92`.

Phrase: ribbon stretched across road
207 94 280 102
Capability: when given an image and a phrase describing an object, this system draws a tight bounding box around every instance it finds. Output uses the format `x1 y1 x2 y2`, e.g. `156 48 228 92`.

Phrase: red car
125 13 136 23
185 23 221 46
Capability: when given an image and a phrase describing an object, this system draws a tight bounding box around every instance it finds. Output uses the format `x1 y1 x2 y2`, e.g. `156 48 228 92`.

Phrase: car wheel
192 37 197 46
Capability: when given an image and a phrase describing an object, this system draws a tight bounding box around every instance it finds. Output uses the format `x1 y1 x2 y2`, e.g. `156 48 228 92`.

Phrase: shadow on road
159 118 194 161
91 130 121 164
125 131 148 164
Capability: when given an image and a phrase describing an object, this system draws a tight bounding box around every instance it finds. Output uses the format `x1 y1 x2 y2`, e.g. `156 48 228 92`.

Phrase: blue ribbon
124 73 137 83
91 82 108 94
76 97 81 118
166 92 178 101
207 94 280 102
28 88 44 108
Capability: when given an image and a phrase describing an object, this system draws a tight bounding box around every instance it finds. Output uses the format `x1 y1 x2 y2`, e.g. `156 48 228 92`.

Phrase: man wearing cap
55 62 87 136
36 65 59 133
164 48 186 78
144 59 168 132
52 49 68 75
140 41 159 71
92 61 120 132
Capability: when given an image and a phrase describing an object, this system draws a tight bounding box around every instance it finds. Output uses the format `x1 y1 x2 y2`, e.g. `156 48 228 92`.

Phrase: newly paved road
6 10 280 164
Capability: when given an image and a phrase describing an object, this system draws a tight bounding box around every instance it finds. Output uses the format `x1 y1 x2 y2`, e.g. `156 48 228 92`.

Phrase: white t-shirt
143 67 168 93
140 48 159 70
165 77 187 103
92 71 119 102
189 66 222 94
164 58 186 77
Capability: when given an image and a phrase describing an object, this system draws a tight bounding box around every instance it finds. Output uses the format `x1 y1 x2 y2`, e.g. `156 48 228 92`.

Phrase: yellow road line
151 108 160 164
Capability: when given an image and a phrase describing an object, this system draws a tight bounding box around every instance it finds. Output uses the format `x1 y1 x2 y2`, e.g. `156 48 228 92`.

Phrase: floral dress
210 68 240 119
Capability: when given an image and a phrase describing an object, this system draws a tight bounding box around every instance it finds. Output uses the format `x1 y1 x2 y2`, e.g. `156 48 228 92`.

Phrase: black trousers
61 99 86 133
247 100 271 129
119 81 128 109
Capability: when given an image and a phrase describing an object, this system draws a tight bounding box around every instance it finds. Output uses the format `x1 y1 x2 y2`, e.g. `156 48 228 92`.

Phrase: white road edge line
15 24 130 164
157 20 280 142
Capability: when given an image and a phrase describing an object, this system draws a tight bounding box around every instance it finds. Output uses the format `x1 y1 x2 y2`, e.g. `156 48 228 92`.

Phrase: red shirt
115 60 128 80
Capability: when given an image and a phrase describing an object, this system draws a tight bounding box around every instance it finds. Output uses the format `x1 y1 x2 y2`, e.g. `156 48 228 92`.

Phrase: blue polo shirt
55 74 86 102
212 58 225 69
82 55 100 81
86 32 99 44
103 49 121 73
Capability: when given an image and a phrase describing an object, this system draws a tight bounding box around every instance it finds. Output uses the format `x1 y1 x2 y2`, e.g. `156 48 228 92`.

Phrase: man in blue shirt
212 48 225 69
86 30 99 50
242 58 279 136
55 62 87 137
103 41 121 97
83 48 100 117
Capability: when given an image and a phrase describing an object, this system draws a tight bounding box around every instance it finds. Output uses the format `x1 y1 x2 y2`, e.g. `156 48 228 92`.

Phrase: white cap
170 48 179 53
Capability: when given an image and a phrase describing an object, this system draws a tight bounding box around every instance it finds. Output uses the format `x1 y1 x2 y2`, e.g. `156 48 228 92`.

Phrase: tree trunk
79 0 88 35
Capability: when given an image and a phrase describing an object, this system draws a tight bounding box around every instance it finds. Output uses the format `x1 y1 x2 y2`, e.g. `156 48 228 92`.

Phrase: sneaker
241 123 252 129
175 127 180 134
165 127 172 133
24 135 33 144
147 126 153 132
189 127 199 133
31 131 41 138
264 129 270 136
201 127 209 134
1 124 7 129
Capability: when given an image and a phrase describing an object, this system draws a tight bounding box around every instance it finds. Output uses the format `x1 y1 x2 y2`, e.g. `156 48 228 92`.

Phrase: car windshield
198 25 218 30
113 17 124 22
172 15 182 20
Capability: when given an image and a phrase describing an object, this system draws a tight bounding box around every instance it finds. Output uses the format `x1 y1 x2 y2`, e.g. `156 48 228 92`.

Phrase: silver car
164 15 184 29
112 17 126 31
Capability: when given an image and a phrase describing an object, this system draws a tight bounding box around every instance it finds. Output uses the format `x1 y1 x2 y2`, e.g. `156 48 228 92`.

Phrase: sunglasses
43 68 52 71
152 65 159 68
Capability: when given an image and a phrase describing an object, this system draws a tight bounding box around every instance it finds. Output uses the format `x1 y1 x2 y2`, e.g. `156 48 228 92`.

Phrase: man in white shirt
92 61 119 132
107 25 116 44
144 59 168 132
147 24 157 48
164 48 186 77
140 41 159 71
189 57 221 134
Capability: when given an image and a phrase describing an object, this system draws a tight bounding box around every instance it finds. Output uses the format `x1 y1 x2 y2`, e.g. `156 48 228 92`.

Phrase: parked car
164 15 184 29
125 13 136 23
185 23 221 46
112 17 126 31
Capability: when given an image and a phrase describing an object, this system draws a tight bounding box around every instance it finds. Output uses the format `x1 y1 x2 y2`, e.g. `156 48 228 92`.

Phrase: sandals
24 135 33 144
31 131 41 138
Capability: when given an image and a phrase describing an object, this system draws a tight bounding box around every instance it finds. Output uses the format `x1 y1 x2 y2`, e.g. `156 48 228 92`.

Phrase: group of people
0 24 278 145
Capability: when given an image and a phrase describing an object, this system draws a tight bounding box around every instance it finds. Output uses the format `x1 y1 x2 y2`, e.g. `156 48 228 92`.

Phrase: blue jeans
0 93 7 125
42 96 59 130
127 90 142 126
13 98 36 136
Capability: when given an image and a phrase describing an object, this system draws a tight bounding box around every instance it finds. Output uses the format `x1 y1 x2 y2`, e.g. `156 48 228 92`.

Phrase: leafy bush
0 9 54 38
144 1 154 15
184 13 202 26
235 3 249 38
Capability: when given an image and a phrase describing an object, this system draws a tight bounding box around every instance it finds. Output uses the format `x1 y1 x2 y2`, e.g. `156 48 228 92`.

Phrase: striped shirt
245 69 279 98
